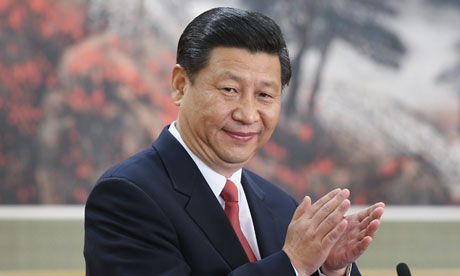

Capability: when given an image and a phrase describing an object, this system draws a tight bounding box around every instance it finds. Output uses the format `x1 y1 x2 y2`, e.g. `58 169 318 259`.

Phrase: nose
232 94 260 125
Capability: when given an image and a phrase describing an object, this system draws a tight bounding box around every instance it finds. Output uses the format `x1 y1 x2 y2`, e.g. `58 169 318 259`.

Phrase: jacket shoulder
97 146 166 187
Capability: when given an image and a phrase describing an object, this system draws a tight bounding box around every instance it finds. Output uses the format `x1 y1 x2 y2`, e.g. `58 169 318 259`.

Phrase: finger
351 236 373 258
366 219 381 238
322 218 348 249
305 188 342 219
357 202 384 221
317 198 350 235
310 189 350 228
358 206 385 231
357 217 382 242
357 202 385 222
292 196 312 221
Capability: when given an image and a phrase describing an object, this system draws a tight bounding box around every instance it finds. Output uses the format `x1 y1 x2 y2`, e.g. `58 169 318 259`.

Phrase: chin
221 153 254 166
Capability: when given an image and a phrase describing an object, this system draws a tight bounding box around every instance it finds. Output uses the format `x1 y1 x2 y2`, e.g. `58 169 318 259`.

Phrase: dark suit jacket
84 127 361 276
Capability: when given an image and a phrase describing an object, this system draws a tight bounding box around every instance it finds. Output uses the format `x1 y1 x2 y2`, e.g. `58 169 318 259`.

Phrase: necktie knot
221 180 238 202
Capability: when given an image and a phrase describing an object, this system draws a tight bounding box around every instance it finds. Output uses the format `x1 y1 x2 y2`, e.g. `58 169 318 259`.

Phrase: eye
221 87 237 94
259 92 272 98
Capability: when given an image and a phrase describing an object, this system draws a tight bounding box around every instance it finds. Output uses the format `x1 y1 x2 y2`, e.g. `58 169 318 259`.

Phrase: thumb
292 196 311 221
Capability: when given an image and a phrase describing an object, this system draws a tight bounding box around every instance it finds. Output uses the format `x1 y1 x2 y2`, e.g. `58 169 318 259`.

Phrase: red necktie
220 180 257 262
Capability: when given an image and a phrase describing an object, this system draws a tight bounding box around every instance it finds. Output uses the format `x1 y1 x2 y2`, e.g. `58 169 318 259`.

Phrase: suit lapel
153 127 249 269
242 170 282 258
185 183 250 268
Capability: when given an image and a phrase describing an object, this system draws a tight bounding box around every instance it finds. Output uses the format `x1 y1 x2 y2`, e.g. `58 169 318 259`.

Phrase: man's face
172 47 282 177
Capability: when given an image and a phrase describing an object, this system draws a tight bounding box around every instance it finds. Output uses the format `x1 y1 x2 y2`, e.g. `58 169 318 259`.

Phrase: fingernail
341 199 350 209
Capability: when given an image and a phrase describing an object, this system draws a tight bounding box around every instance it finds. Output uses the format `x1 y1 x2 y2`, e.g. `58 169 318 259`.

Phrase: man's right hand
282 189 351 276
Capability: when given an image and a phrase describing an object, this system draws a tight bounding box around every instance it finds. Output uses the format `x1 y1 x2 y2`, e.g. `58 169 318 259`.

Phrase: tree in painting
247 0 405 117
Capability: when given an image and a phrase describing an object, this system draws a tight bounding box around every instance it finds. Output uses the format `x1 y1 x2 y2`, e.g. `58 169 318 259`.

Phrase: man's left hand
321 202 385 275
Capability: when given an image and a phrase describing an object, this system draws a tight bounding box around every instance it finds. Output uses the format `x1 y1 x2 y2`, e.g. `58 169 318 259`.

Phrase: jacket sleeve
84 178 191 275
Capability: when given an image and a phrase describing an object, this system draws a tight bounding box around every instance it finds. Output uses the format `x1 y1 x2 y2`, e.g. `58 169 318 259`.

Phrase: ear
171 64 189 106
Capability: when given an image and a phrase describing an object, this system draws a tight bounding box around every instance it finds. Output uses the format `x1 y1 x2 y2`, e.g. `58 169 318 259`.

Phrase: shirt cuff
291 261 352 276
318 264 353 276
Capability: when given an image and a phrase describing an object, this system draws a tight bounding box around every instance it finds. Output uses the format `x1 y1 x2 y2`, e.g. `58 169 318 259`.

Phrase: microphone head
396 262 411 276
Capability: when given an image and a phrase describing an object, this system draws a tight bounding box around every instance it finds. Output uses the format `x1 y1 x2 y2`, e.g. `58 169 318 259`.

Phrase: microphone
396 263 411 276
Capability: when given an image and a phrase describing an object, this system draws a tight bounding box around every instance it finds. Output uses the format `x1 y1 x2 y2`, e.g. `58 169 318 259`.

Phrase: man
84 7 384 276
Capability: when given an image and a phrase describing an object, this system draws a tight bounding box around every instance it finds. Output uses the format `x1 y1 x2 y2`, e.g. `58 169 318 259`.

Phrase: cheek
190 103 228 136
183 90 213 118
204 98 234 121
261 107 280 129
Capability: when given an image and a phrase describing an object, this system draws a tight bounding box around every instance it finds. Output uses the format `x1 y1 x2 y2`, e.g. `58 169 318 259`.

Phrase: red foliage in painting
74 185 88 203
76 163 92 180
263 141 287 160
307 158 334 175
0 0 179 203
353 193 368 205
0 0 12 12
298 124 314 142
378 157 405 178
0 0 88 203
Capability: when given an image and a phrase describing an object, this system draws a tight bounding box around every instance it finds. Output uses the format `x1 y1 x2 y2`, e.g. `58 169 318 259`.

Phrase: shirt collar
168 121 243 200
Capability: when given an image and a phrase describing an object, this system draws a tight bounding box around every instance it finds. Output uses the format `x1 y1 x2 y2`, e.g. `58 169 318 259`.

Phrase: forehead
199 47 282 87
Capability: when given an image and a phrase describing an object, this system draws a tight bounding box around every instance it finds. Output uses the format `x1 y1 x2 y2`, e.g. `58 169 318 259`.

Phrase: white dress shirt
168 122 261 260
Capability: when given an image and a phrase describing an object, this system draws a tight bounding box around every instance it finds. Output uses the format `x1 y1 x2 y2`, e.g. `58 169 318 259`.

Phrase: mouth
223 130 258 143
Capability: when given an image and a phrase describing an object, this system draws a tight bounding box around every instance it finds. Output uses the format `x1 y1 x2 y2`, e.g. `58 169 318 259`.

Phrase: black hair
176 7 291 88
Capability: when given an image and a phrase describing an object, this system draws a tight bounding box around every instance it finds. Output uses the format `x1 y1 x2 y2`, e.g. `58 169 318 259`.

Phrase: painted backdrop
1 0 460 204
